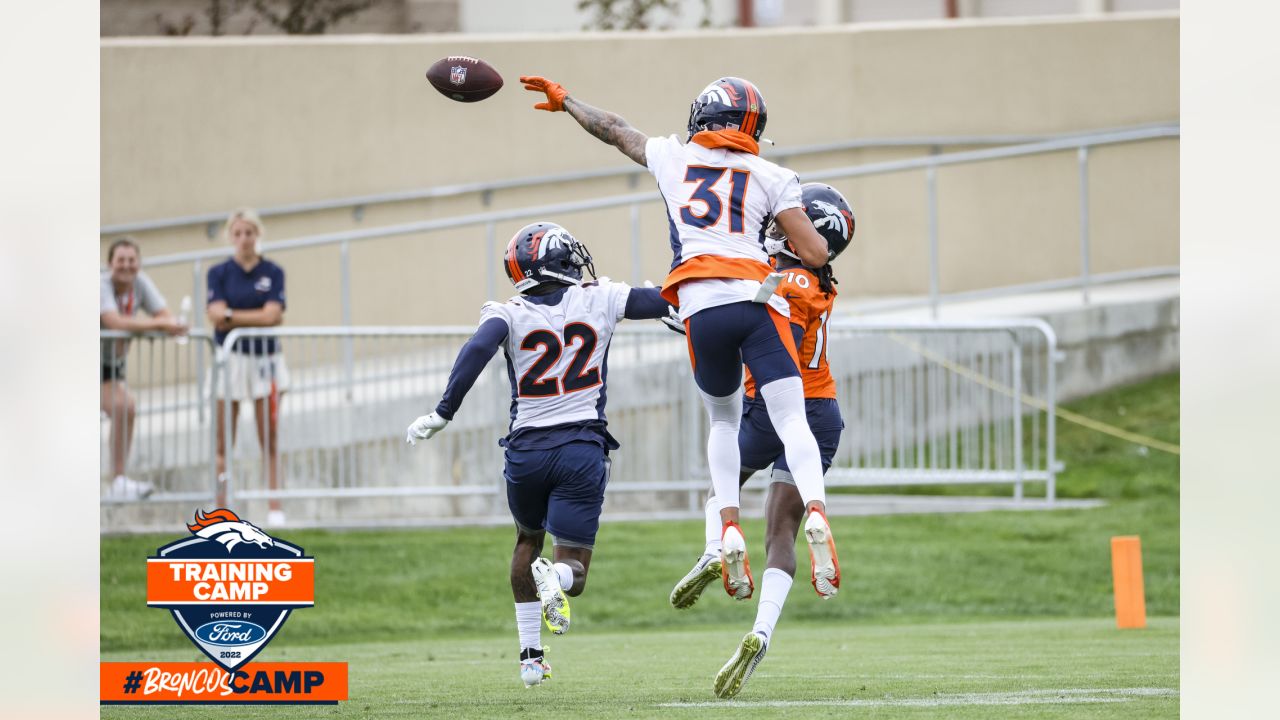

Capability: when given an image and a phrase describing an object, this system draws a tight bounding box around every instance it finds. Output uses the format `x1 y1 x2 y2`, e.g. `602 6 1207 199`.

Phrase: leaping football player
405 222 674 687
519 77 841 621
669 183 856 698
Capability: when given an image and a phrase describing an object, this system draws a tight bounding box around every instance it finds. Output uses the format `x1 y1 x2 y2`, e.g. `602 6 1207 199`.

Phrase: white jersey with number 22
479 278 632 431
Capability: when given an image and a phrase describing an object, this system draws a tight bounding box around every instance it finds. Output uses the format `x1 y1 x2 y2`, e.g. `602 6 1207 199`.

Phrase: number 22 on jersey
518 323 601 398
680 166 750 233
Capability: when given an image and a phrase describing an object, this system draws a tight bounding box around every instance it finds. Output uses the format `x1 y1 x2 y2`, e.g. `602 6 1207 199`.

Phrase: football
426 55 503 103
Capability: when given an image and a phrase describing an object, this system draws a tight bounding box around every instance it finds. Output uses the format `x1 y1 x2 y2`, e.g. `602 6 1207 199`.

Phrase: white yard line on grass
762 673 1179 680
658 687 1179 708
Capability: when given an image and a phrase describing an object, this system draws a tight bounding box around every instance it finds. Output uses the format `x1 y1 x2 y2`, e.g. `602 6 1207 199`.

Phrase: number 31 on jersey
680 166 750 233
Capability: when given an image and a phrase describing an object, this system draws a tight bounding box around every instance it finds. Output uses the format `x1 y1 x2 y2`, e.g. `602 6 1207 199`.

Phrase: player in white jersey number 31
520 74 843 695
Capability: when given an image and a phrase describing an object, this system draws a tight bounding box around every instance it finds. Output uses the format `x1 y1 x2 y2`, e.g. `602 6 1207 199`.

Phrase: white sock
515 601 541 650
553 562 574 593
704 492 722 555
759 377 826 507
699 389 744 511
751 568 794 644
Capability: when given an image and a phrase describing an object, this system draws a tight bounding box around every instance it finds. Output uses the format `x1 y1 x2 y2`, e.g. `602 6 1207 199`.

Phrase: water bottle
176 295 191 345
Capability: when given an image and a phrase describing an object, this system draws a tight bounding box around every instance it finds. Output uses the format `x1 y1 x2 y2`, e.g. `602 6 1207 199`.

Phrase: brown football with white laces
426 56 503 103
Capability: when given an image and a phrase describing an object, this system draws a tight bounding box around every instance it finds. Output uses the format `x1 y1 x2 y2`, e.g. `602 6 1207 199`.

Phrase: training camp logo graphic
100 509 347 705
150 509 311 671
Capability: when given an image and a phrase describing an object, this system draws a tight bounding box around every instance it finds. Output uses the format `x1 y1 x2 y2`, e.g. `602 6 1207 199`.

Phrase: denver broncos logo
810 199 853 241
532 227 572 260
699 82 734 107
187 509 275 552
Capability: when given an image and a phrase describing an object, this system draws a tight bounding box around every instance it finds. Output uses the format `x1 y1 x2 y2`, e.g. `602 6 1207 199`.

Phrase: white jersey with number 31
479 279 632 431
645 135 803 320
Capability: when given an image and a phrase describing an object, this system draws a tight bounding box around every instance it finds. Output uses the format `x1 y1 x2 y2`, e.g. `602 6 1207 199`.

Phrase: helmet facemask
763 219 802 262
540 234 596 288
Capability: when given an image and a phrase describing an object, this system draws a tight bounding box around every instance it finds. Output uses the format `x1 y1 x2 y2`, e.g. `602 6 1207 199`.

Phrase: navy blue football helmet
503 222 596 293
766 183 856 263
686 77 768 142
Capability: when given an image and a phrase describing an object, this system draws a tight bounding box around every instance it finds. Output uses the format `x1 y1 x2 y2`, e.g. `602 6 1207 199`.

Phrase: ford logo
194 621 267 647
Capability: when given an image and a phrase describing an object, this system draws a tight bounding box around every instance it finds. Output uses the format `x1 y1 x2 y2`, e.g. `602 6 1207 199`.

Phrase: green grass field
101 373 1180 719
102 619 1178 719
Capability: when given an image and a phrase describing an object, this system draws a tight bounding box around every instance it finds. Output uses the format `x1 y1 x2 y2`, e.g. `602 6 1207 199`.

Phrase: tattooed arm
520 75 649 167
562 96 650 167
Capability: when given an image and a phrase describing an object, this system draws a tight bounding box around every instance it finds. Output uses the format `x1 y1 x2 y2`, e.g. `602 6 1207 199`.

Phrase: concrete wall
1046 294 1179 402
101 13 1178 327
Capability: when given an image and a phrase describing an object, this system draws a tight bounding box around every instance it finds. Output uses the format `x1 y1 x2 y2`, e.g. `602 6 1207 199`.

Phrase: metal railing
134 123 1179 330
99 125 1174 237
100 320 1059 532
822 318 1059 501
99 330 221 508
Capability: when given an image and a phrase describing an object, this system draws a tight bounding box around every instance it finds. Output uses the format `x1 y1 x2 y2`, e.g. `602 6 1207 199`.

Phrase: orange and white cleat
805 508 840 599
720 522 754 600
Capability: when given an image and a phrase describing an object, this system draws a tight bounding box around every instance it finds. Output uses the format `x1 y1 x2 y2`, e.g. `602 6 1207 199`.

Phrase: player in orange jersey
667 184 856 699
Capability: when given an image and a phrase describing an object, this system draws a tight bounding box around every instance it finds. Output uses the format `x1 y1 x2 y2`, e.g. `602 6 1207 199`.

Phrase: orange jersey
744 266 837 399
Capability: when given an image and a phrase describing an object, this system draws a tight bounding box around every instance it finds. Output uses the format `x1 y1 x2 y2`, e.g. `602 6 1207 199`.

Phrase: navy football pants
504 441 610 549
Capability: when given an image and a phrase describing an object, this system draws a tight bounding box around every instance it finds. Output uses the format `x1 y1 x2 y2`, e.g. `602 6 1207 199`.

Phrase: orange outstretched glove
520 76 568 112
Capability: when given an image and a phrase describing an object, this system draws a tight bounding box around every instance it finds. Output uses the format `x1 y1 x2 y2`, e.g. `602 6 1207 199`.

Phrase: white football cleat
519 647 552 687
805 508 840 599
720 523 754 601
531 558 571 634
713 631 768 699
670 552 723 609
111 475 154 500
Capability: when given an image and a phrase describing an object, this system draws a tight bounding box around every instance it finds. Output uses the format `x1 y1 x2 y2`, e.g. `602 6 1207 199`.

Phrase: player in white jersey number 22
405 221 674 688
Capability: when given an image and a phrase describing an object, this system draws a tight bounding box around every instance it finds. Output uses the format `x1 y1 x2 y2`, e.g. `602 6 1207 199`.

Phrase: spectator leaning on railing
206 208 289 527
100 236 187 500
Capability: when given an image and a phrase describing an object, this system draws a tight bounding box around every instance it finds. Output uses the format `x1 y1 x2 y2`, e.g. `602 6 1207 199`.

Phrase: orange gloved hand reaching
520 76 568 112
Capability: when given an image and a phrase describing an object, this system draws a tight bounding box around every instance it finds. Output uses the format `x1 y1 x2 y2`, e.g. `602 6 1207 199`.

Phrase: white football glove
659 306 685 335
763 237 788 257
406 412 449 446
643 280 685 336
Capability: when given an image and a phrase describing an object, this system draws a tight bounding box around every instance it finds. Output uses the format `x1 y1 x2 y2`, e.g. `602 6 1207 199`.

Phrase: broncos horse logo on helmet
687 77 768 142
504 221 597 294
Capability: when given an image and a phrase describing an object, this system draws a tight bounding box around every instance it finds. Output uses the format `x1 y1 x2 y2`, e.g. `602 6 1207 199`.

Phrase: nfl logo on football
450 66 467 85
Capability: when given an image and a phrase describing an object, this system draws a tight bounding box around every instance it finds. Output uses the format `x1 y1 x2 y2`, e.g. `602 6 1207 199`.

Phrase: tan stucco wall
102 13 1178 327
